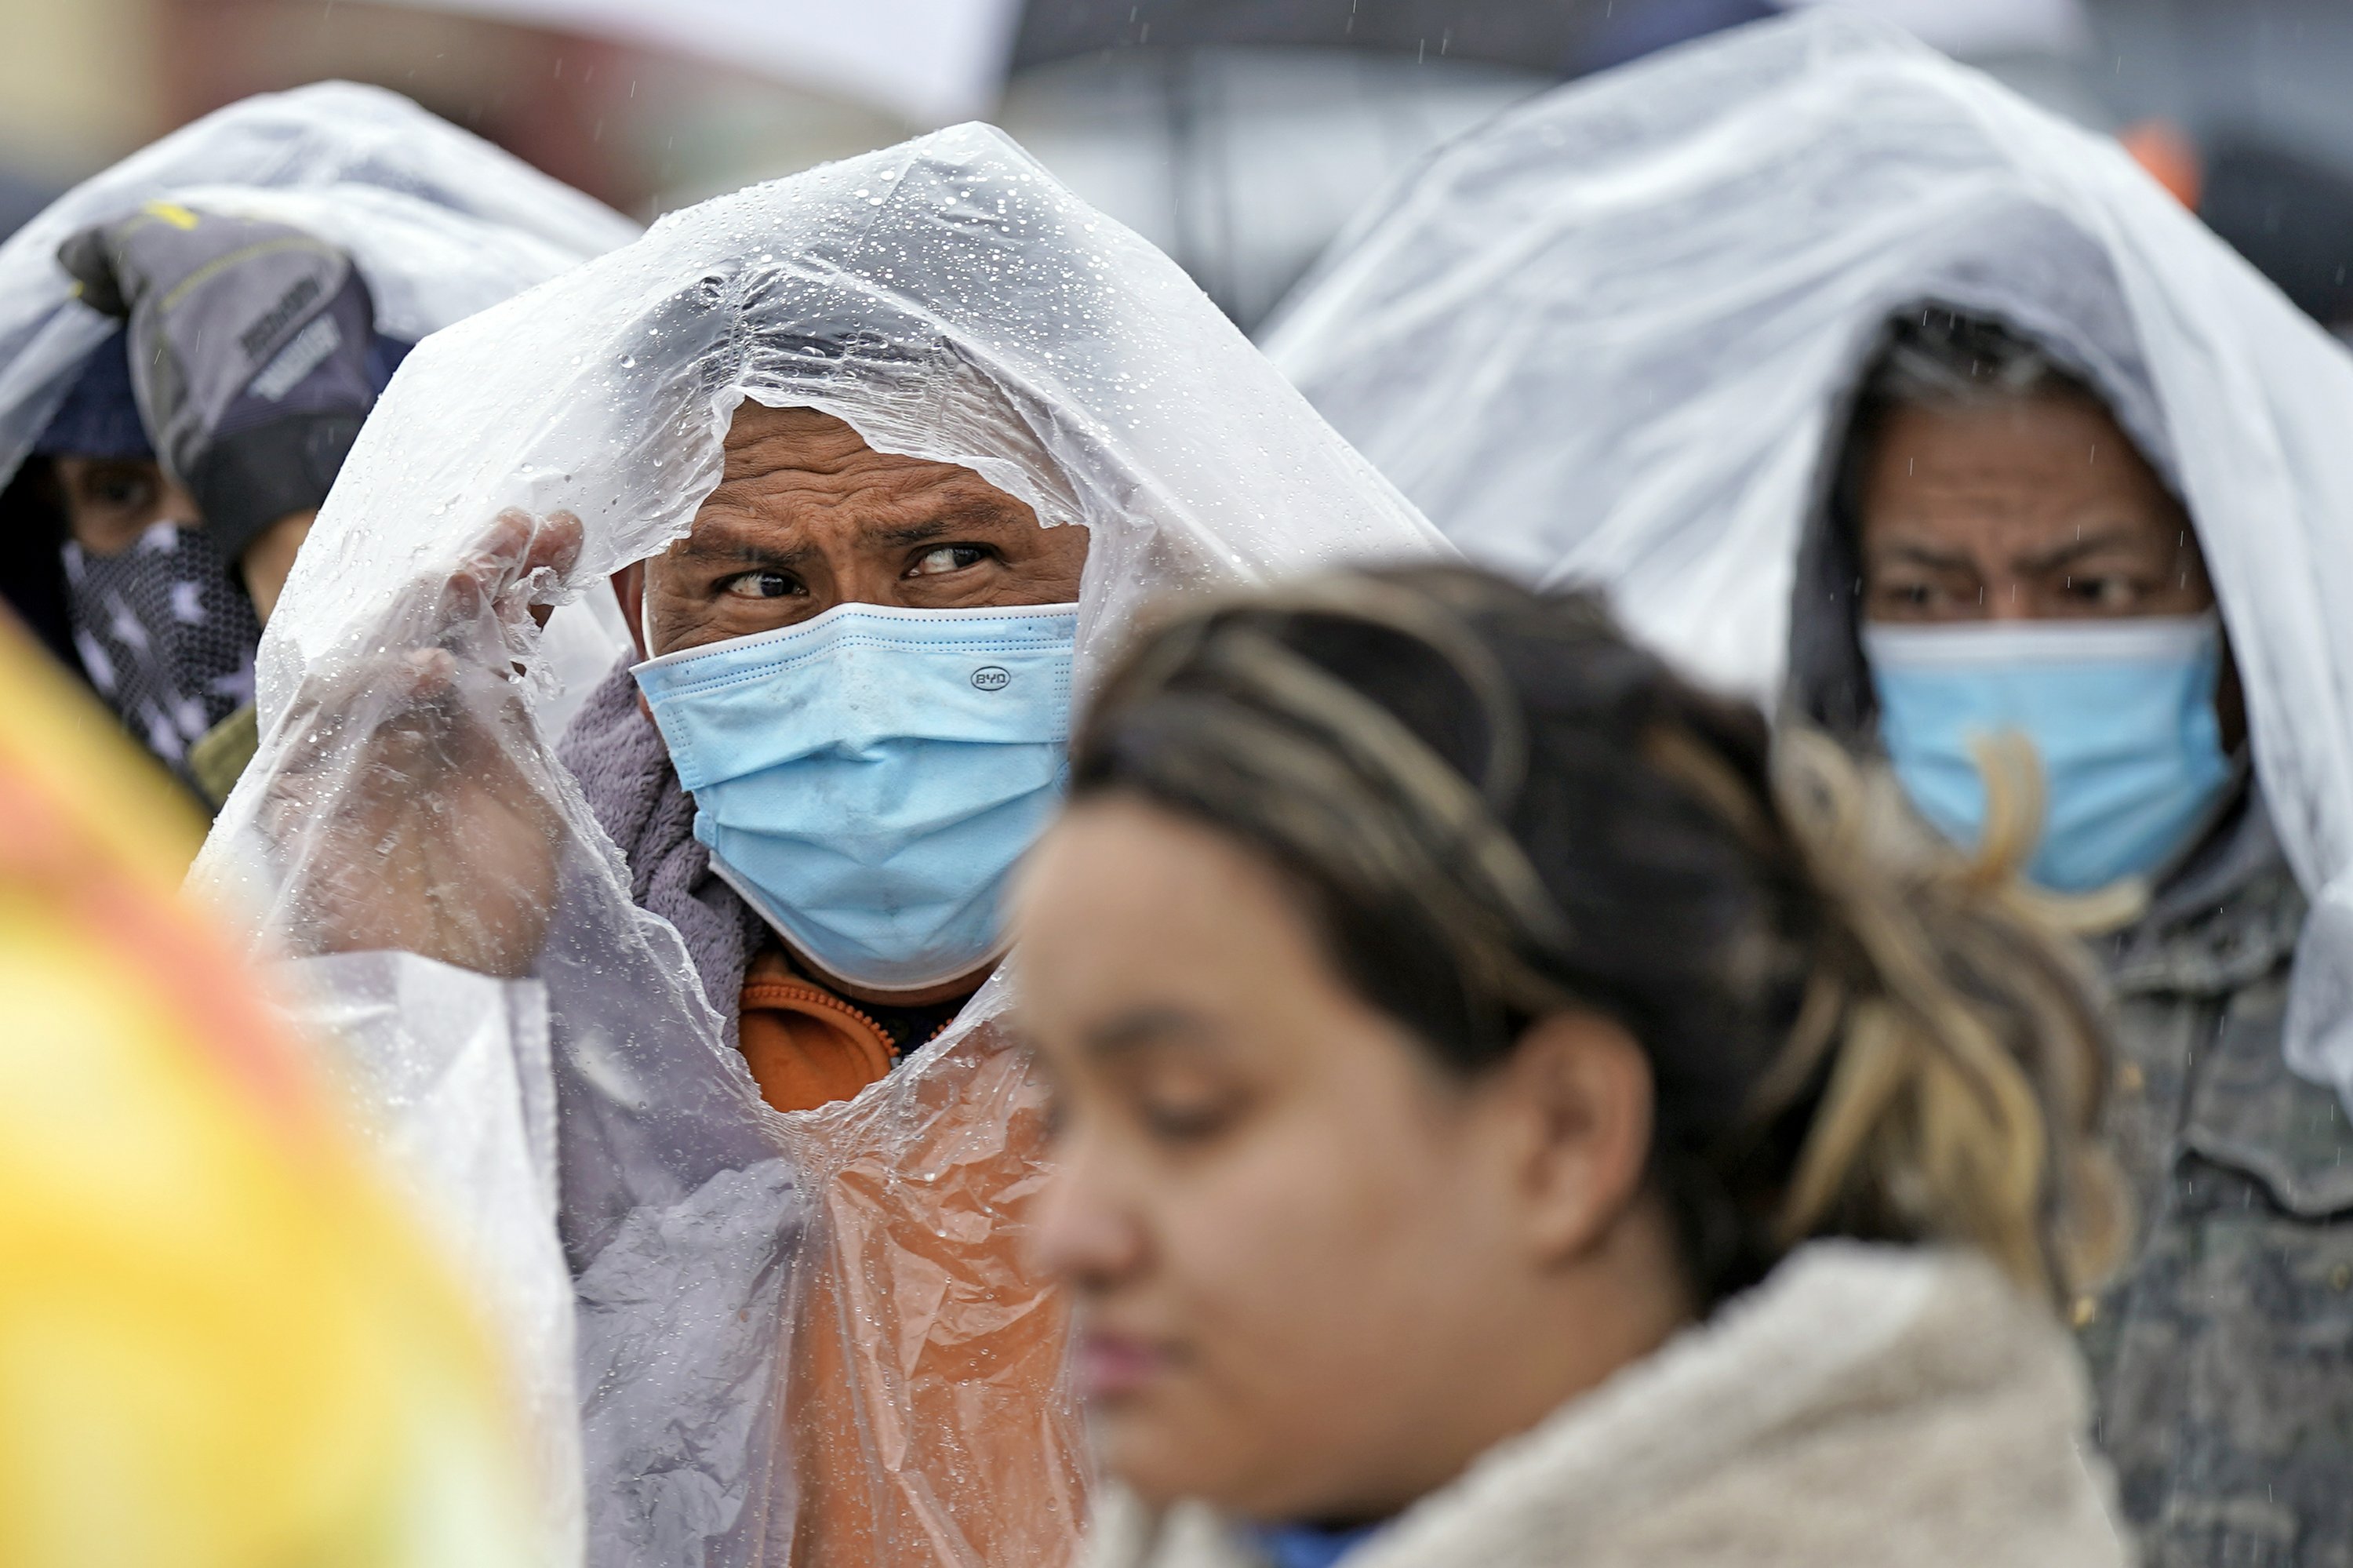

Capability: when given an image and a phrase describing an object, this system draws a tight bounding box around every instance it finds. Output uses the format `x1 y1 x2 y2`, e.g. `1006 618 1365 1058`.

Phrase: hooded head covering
0 81 640 761
1265 12 2353 1114
194 123 1444 1566
34 331 151 459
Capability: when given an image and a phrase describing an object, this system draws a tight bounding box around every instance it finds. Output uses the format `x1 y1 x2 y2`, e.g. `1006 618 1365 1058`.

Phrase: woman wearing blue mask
1808 305 2337 1555
1824 309 2242 894
1266 18 2353 1561
1796 315 2346 1561
0 84 635 809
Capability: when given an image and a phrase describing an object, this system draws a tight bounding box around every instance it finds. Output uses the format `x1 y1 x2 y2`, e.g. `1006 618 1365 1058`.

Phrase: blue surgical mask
633 601 1078 993
1864 615 2235 894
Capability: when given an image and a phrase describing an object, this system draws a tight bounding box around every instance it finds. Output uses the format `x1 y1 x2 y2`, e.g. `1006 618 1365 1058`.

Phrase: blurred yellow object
0 615 535 1568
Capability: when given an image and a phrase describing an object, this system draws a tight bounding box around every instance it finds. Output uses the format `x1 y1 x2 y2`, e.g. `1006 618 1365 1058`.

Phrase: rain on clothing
1266 14 2353 1563
1085 1244 2126 1568
0 611 540 1568
0 81 638 781
192 122 1448 1568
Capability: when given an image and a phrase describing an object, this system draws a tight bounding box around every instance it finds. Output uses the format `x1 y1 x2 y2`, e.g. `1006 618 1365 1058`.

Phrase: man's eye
907 544 987 577
721 570 799 600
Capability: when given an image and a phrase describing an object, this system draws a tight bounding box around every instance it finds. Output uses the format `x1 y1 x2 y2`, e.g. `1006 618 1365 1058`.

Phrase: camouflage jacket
2080 800 2353 1568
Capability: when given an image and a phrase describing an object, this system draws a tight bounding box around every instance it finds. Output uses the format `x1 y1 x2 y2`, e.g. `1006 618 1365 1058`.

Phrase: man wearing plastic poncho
0 83 635 807
1267 14 2353 1564
196 125 1445 1567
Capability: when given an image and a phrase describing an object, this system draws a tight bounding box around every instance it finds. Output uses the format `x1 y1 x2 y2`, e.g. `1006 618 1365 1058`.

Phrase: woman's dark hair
1071 566 2120 1310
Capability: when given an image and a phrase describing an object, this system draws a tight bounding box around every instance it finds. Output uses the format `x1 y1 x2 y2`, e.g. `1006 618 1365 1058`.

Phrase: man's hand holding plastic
264 510 580 979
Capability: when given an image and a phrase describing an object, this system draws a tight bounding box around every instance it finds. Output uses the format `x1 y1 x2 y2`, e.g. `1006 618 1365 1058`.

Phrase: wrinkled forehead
707 342 1087 532
695 398 1049 530
717 401 875 469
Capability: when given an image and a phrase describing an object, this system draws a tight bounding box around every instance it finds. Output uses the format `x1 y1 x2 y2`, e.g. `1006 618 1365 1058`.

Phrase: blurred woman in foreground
1015 567 2129 1567
0 610 540 1566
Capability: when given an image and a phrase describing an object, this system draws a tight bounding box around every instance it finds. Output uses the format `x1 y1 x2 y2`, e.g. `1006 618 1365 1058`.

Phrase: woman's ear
1490 1011 1657 1267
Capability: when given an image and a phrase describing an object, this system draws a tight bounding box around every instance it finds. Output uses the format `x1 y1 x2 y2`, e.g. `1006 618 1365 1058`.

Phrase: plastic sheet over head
1264 13 2353 1115
195 122 1445 1566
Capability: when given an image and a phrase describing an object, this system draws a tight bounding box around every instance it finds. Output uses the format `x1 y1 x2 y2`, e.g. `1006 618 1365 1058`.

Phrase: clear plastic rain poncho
194 123 1446 1567
0 79 642 731
1264 11 2353 1115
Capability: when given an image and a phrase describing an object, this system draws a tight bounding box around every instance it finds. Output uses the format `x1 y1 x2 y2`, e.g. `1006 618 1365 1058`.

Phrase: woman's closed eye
1126 1072 1251 1147
907 544 989 578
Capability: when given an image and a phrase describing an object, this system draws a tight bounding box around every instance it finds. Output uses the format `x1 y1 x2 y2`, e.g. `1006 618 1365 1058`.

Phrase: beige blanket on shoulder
1084 1242 2129 1568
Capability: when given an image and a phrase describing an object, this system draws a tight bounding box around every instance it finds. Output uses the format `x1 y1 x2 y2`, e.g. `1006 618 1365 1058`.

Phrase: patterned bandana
63 520 260 771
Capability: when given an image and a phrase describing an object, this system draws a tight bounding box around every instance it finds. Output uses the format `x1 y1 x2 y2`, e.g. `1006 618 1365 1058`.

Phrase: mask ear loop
640 566 659 659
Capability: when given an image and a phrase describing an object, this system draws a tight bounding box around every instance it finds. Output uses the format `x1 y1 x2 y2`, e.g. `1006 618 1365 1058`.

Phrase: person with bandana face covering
29 314 394 798
0 84 637 812
1266 16 2353 1564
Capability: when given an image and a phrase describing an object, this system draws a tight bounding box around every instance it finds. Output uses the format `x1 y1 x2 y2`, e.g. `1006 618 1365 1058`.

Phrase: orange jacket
735 948 1086 1568
737 948 908 1115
